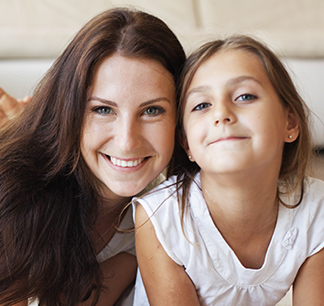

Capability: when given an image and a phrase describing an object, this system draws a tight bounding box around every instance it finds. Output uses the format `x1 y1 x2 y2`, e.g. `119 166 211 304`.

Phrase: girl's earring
288 135 293 139
187 153 193 161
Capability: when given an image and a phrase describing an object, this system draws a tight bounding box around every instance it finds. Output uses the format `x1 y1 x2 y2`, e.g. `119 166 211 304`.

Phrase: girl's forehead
188 49 267 88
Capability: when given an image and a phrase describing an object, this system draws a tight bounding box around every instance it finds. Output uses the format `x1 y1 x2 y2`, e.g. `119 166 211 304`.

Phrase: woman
0 8 186 306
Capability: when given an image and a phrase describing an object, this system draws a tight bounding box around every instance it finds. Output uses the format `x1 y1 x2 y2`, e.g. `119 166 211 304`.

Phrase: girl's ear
186 149 195 162
180 135 195 162
285 109 300 143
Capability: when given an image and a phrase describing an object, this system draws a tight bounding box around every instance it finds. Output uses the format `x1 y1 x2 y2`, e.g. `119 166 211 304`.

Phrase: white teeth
110 157 144 168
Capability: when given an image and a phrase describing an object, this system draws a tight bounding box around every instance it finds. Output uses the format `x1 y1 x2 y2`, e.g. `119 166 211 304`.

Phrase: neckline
189 173 293 285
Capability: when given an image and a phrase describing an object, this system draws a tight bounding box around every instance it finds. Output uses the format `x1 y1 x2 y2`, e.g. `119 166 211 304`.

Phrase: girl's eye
235 94 257 102
94 107 114 115
143 106 165 116
193 102 211 111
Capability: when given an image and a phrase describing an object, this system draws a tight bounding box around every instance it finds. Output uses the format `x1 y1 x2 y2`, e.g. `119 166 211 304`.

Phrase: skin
81 54 176 305
136 49 323 305
4 54 177 306
81 54 176 202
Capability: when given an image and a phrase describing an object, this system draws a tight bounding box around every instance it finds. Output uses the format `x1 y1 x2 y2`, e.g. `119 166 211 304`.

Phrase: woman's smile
101 153 148 170
81 54 177 198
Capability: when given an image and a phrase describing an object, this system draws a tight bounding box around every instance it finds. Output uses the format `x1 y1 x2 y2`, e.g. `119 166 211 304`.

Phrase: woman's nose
116 118 142 152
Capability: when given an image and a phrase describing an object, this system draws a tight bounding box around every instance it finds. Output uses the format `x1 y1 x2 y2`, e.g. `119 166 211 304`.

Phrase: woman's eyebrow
88 96 172 107
139 97 172 107
88 96 117 106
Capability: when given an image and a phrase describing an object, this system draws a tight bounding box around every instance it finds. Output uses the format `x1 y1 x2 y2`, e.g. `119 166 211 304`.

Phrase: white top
97 205 136 262
133 174 324 306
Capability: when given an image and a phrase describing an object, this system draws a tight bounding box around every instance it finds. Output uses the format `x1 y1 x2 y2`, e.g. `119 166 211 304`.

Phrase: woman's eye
193 102 211 111
143 106 164 116
94 107 114 115
236 94 257 102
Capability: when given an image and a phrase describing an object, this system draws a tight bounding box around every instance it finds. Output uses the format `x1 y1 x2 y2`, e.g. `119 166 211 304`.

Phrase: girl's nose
213 101 236 126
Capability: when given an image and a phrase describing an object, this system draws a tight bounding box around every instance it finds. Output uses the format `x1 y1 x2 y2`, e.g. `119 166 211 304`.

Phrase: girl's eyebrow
186 85 210 99
227 75 261 86
186 76 262 99
88 96 172 107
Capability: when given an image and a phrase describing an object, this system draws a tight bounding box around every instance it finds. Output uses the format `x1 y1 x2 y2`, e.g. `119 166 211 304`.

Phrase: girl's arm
135 204 200 306
293 247 324 305
81 252 137 306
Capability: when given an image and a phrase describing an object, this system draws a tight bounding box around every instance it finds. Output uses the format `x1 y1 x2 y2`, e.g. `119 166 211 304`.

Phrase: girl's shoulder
134 175 179 215
301 176 324 212
133 175 192 266
304 176 324 196
285 176 324 257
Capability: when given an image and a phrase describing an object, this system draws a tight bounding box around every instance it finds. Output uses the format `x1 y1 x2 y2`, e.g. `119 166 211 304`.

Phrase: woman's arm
135 204 200 306
81 252 137 306
293 247 324 305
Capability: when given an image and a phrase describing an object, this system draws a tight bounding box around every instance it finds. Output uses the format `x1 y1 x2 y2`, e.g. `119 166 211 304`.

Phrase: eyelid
192 102 211 112
235 93 257 102
142 105 166 116
92 105 115 115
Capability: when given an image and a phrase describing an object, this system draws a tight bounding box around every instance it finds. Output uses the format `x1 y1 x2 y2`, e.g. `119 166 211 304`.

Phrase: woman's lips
110 156 145 168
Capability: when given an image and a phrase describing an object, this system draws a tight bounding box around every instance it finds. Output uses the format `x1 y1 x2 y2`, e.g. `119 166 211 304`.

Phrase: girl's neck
200 170 279 269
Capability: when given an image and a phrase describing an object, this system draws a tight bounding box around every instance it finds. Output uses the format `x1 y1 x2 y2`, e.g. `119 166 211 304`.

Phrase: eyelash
142 106 165 116
92 105 166 117
192 102 211 112
93 106 114 115
235 94 257 102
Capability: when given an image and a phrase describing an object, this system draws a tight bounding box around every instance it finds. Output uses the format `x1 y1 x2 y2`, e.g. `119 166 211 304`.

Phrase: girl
135 36 324 305
0 8 186 306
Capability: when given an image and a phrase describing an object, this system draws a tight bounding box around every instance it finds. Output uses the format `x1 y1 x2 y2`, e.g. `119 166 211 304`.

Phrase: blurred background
0 0 323 149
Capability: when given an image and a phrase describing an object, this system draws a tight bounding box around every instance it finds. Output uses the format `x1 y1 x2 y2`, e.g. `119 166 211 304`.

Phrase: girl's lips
213 136 249 144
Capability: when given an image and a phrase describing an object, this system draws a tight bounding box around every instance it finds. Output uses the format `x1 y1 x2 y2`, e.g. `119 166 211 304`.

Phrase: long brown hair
0 8 185 305
174 35 312 229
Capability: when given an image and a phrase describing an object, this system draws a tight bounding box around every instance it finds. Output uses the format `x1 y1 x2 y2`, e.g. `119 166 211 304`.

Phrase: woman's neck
92 197 131 254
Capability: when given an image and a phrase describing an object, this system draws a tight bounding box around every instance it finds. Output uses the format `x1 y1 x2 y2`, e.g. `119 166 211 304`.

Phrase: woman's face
81 54 176 201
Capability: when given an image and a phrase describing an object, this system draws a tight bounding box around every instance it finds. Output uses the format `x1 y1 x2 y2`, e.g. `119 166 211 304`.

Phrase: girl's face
183 49 297 178
81 54 176 201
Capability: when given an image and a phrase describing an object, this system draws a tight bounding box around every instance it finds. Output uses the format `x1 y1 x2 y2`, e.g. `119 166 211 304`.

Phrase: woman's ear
285 110 300 143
